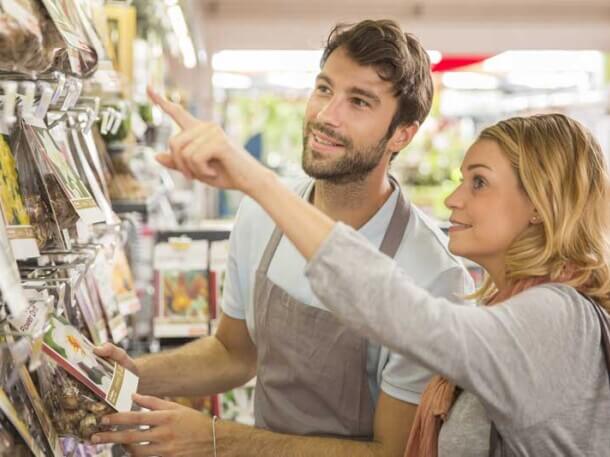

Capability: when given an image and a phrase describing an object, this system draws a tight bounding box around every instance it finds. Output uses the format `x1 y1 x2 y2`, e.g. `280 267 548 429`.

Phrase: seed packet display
0 135 39 259
42 314 138 413
111 247 140 315
27 124 104 225
154 239 210 338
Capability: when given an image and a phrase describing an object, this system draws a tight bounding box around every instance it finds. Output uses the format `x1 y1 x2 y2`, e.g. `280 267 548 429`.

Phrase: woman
153 93 610 456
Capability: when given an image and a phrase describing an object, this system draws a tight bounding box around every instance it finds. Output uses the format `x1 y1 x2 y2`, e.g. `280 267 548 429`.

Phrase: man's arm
132 315 257 398
94 391 416 457
217 391 415 457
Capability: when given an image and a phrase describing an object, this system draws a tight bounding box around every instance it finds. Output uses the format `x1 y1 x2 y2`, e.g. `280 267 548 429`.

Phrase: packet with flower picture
41 314 138 416
25 123 104 226
0 134 39 260
153 238 210 338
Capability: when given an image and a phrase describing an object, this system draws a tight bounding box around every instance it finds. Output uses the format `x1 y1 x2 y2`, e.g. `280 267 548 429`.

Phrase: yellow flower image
0 135 31 226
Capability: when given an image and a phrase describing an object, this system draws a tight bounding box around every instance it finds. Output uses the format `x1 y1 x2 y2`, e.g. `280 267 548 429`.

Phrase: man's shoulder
234 176 310 240
236 177 310 220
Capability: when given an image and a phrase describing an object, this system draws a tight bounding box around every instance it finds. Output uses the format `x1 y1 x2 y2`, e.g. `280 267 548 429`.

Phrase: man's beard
302 121 389 185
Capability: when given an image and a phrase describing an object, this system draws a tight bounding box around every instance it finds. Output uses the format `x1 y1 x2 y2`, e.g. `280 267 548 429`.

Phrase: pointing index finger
147 85 198 130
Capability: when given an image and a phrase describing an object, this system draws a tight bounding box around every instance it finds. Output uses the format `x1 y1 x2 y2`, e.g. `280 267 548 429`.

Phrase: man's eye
317 85 331 94
352 98 370 108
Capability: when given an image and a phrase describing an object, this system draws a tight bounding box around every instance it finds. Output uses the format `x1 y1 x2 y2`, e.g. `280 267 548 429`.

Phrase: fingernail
91 435 100 443
101 417 109 425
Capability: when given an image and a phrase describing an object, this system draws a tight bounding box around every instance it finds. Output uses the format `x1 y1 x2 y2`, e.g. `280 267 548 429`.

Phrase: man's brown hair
321 19 434 137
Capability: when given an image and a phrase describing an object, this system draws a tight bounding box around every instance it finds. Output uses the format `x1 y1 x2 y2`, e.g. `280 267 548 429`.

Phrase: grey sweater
305 223 610 456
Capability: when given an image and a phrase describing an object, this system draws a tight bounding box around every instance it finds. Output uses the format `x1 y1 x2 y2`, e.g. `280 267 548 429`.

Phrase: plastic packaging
36 0 98 77
11 125 62 249
36 356 113 442
0 0 51 74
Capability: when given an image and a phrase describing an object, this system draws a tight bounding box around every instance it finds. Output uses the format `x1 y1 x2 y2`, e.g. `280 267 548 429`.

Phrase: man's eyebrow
315 74 333 85
348 87 381 104
315 73 381 105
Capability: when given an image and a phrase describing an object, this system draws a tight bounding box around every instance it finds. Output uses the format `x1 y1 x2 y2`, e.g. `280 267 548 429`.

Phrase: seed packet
0 412 34 456
68 127 116 225
0 135 39 259
37 355 114 442
3 339 62 457
38 0 98 77
111 247 140 316
90 250 127 343
0 344 53 457
26 124 104 225
11 124 64 250
0 387 45 457
76 275 109 347
0 0 51 74
153 239 210 338
0 223 36 330
41 314 138 413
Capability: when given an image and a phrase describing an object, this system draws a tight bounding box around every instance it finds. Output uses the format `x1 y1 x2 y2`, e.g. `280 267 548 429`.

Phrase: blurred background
129 0 610 221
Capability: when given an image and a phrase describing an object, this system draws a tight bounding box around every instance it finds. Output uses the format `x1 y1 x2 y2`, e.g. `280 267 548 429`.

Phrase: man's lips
311 129 344 147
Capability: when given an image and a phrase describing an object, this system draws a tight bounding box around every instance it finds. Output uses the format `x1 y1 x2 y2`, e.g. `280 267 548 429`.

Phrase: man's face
302 47 400 184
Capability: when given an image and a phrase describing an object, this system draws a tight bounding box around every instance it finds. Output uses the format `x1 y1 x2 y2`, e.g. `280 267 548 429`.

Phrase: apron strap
258 180 312 273
379 175 411 258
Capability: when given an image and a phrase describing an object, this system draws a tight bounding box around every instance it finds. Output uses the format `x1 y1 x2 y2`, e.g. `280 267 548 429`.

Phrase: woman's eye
473 176 486 190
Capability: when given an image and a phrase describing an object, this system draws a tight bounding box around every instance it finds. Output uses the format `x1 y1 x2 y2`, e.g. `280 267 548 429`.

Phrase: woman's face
445 140 536 272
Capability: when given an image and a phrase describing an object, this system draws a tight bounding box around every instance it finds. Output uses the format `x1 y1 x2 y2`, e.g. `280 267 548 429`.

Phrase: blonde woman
106 91 610 456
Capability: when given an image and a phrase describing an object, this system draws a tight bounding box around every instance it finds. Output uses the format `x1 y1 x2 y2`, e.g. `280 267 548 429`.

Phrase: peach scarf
403 277 549 457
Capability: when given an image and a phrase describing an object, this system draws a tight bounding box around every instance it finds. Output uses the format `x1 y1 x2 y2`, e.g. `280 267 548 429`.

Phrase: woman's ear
529 210 543 225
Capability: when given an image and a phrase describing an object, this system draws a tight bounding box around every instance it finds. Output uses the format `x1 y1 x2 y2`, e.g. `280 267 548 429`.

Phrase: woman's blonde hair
473 113 610 311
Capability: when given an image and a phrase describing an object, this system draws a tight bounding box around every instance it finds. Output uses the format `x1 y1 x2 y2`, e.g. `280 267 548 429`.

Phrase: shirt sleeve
220 200 249 320
305 222 595 428
380 266 475 404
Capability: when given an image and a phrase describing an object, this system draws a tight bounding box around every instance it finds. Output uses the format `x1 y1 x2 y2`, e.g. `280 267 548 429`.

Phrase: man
93 19 473 457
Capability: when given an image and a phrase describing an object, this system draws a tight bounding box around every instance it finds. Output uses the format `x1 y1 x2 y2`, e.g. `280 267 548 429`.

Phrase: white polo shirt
222 178 474 405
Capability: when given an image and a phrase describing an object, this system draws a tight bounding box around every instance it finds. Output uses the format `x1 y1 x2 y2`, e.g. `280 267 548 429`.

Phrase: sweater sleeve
304 223 598 428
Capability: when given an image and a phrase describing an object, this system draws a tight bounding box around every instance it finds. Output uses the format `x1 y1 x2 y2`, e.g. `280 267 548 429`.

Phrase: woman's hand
148 87 272 197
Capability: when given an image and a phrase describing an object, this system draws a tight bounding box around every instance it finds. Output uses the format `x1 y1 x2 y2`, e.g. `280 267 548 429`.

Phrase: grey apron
253 176 410 438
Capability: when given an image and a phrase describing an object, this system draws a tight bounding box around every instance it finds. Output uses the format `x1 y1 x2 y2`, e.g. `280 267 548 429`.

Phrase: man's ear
389 122 419 152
